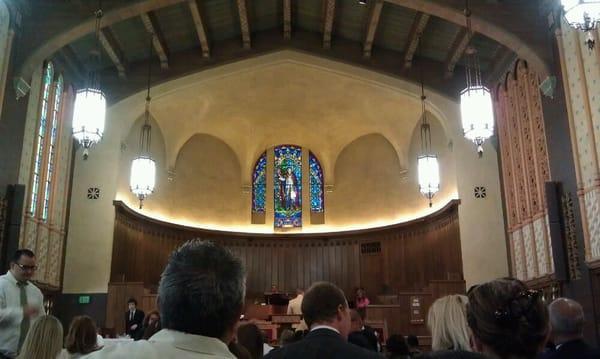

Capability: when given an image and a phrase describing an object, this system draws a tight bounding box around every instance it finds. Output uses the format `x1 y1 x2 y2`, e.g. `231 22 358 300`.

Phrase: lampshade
418 154 440 206
72 88 106 150
130 156 156 207
460 85 494 154
561 0 600 29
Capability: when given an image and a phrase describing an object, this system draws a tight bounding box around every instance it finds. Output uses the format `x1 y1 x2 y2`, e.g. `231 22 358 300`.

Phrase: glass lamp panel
130 157 156 197
460 86 494 144
562 0 600 27
73 88 106 145
418 155 440 196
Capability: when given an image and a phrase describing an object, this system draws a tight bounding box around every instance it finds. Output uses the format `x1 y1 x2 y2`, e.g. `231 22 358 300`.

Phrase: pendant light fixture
459 0 494 157
561 0 600 49
72 2 106 160
416 39 440 207
129 33 157 209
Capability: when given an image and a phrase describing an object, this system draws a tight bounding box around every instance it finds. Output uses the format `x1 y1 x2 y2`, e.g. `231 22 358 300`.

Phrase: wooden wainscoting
110 200 463 298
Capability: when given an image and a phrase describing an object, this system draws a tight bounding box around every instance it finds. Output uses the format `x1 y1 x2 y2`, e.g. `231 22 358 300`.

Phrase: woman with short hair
64 315 102 358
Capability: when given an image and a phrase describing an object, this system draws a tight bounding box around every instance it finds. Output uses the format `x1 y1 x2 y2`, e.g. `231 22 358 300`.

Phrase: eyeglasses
16 263 37 271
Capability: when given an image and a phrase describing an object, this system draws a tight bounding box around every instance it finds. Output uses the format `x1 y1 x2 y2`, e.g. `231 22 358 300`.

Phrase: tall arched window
252 151 267 213
41 75 64 221
309 152 324 213
274 145 302 228
29 62 54 216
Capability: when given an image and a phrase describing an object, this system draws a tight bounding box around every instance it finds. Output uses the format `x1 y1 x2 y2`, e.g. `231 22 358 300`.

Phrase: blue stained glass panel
274 145 302 228
252 152 267 213
309 152 324 213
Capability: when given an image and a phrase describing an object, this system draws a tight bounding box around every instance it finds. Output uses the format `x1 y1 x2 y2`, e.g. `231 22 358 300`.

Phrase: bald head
549 298 584 340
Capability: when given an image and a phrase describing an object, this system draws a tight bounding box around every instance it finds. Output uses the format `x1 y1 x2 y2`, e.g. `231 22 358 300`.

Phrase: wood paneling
110 200 462 297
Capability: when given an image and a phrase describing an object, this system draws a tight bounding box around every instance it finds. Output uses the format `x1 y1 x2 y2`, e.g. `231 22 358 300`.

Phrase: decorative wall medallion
87 187 100 200
474 186 487 199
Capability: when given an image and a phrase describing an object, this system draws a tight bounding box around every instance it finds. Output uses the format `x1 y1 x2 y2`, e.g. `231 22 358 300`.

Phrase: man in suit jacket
540 298 600 359
348 309 378 352
125 298 145 340
265 281 380 359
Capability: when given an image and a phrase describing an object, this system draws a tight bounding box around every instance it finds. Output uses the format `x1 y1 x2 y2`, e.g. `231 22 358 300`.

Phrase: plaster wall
63 51 507 293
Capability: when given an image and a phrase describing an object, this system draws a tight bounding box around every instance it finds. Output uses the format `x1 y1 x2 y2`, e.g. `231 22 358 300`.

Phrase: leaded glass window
30 62 54 216
42 75 63 221
309 152 324 213
274 145 302 228
252 151 267 213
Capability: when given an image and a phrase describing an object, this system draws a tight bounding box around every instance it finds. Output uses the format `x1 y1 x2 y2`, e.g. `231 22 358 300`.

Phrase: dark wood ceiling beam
98 27 127 79
363 0 383 58
187 0 210 58
403 12 430 68
60 45 87 80
486 46 517 86
322 0 336 49
283 0 291 40
236 0 251 49
140 12 169 69
444 28 472 78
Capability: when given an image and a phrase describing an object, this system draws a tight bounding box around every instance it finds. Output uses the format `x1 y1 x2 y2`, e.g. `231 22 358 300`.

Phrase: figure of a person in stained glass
278 167 299 210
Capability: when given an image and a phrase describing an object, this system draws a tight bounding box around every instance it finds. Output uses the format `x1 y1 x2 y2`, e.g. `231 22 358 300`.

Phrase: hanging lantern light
460 0 494 157
416 52 440 207
130 34 156 209
561 0 600 49
72 6 106 160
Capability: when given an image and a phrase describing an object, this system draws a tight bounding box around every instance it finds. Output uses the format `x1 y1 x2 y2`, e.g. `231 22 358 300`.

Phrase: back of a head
66 315 99 354
237 323 264 359
406 334 419 349
18 315 63 359
548 297 584 340
386 334 410 355
158 239 245 338
301 281 348 328
467 278 548 359
427 294 471 351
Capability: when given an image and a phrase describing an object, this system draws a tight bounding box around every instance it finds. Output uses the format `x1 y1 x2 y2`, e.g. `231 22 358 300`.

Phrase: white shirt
83 329 236 359
310 325 340 334
0 271 44 357
287 294 303 315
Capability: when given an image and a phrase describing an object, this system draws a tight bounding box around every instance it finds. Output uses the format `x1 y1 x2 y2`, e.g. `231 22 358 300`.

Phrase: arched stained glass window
274 145 302 228
309 152 324 213
30 62 54 216
41 75 63 221
252 151 267 213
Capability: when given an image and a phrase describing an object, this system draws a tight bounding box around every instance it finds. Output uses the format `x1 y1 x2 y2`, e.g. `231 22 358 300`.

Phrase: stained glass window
274 145 302 228
42 75 63 221
30 62 54 216
252 151 267 213
309 152 324 213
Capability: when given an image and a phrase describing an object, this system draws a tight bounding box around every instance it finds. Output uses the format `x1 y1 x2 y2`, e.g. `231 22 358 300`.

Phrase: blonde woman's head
427 294 471 351
17 315 64 359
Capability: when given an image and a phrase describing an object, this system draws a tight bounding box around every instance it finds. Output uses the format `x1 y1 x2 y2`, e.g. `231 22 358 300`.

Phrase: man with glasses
0 249 44 359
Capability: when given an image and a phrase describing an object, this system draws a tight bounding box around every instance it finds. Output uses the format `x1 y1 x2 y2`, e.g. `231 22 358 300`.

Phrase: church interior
1 0 600 354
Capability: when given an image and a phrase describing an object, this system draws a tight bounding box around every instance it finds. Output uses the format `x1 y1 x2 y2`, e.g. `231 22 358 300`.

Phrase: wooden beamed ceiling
51 0 518 95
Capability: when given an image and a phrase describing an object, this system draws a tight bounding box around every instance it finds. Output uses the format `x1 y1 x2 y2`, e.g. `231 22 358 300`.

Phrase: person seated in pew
264 281 381 359
84 239 245 358
141 311 161 340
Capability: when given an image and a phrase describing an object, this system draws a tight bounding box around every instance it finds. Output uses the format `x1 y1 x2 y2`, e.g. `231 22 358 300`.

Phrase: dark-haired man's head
386 334 410 356
127 298 137 311
548 297 584 345
301 282 351 338
467 278 549 359
158 239 245 343
10 249 37 282
406 335 419 350
349 309 363 332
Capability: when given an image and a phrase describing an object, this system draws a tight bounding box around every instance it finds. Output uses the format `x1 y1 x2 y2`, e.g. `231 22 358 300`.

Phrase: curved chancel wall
64 51 507 293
